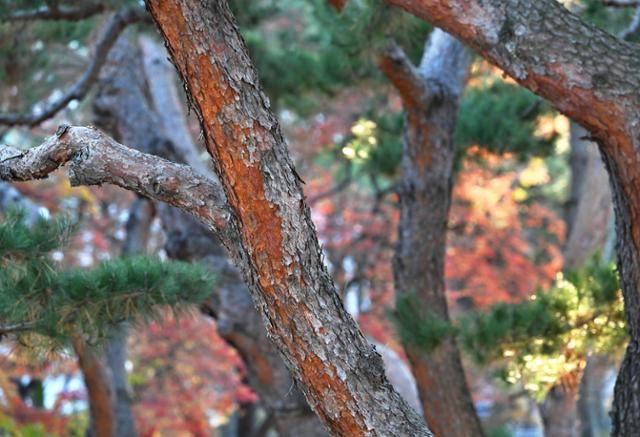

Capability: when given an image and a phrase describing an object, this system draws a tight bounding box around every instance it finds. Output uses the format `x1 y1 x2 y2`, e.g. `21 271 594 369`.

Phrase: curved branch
384 0 640 140
379 43 431 111
0 125 233 239
380 33 469 112
1 3 106 21
0 7 148 127
145 0 431 435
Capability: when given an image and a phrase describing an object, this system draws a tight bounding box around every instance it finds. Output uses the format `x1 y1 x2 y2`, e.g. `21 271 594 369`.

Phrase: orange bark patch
147 2 373 435
410 359 441 436
73 339 113 437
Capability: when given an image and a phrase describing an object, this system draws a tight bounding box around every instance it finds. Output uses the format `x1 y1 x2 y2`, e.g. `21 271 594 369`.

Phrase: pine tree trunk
380 1 640 433
93 33 328 437
381 30 482 436
142 1 431 434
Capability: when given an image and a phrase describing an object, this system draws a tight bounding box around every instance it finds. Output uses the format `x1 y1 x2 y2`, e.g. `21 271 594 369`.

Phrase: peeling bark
381 1 640 434
93 35 326 437
0 126 233 243
144 0 430 435
381 30 481 437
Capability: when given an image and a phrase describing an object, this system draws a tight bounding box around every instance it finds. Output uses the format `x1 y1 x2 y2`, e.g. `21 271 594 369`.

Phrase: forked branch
0 126 233 238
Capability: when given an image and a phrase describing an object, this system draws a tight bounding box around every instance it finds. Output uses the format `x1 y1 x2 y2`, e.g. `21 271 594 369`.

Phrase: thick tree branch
1 3 106 21
384 0 640 140
379 43 431 110
93 35 327 436
380 31 469 114
0 126 233 238
390 29 477 436
383 1 640 435
145 0 430 435
0 7 148 127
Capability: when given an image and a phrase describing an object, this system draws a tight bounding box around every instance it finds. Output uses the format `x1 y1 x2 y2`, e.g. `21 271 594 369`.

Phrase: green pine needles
0 209 214 349
391 292 457 352
392 256 627 398
455 81 557 160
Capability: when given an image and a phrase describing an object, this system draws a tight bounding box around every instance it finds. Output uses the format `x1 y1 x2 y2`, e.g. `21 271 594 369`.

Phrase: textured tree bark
94 35 327 437
144 0 430 435
72 339 113 437
381 30 481 437
382 1 640 434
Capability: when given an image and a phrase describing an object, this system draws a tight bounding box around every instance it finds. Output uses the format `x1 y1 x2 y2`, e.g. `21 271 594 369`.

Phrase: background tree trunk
539 123 612 437
380 30 481 436
93 33 327 437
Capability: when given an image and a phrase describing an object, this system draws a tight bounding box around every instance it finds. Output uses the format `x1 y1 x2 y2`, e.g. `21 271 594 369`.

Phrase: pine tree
0 208 214 351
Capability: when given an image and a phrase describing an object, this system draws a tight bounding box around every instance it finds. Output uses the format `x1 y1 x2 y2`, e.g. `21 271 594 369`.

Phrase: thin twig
0 7 148 127
1 2 106 21
0 322 35 337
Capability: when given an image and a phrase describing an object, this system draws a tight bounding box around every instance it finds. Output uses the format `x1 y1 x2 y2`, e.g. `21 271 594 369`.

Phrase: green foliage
486 426 512 437
363 112 404 176
455 81 557 161
391 291 457 352
459 255 626 398
390 255 626 399
577 0 636 37
337 81 559 179
0 414 51 437
234 0 430 110
0 209 214 350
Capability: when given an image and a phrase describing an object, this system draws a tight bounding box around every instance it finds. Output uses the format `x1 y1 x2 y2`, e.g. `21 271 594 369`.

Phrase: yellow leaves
56 178 99 216
519 157 549 188
512 187 528 202
341 146 356 159
342 119 377 162
350 119 376 137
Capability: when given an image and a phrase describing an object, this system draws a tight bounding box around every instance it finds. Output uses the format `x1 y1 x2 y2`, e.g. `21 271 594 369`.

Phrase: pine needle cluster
392 256 626 398
0 209 214 350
